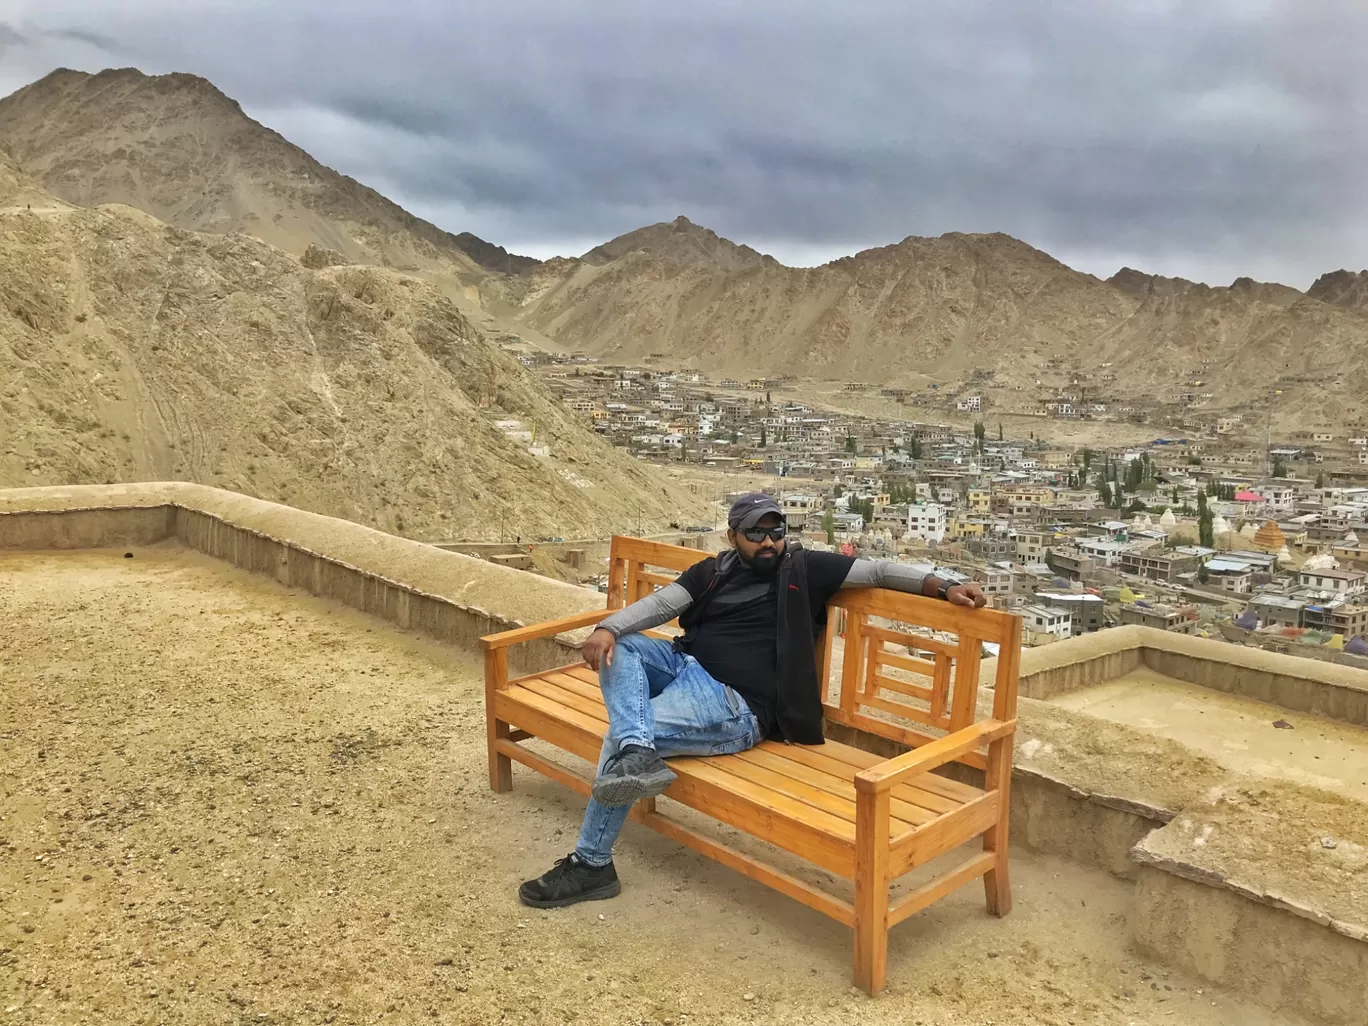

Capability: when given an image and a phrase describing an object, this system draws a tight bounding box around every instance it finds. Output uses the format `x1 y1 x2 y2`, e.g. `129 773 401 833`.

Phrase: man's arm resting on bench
839 558 970 599
597 582 694 638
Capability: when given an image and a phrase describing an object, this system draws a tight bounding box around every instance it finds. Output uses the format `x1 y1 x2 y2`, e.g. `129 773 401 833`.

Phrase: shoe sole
518 878 622 909
591 766 678 807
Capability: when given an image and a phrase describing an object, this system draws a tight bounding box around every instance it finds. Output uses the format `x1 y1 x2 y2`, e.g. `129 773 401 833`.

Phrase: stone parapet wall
990 621 1368 726
0 482 604 674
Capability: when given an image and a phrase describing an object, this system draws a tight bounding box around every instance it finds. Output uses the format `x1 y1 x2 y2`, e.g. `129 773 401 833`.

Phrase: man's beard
739 548 782 575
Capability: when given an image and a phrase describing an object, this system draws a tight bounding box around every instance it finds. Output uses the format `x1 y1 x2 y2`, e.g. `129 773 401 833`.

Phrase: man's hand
581 627 616 671
946 581 989 608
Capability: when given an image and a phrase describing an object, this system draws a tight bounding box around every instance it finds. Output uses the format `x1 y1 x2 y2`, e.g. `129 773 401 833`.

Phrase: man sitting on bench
519 492 989 908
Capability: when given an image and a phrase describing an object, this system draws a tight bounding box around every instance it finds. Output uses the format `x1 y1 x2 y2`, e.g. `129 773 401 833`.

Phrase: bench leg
485 648 513 793
854 788 891 995
487 719 513 793
982 736 1013 916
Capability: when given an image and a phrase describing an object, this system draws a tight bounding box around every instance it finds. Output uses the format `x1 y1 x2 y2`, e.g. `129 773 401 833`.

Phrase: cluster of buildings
512 350 1368 651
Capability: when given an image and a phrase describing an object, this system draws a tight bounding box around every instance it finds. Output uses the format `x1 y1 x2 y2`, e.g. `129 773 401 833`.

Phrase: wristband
936 579 953 601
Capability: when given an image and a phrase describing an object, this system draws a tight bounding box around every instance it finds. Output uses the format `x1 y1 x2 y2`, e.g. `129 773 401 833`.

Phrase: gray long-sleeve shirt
598 553 965 639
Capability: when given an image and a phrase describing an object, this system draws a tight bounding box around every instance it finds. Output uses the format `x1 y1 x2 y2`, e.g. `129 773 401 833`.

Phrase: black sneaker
591 743 677 807
518 853 621 909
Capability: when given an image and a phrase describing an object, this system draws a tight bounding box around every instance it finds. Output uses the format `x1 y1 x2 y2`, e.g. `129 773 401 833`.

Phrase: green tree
1097 475 1114 507
997 422 1004 441
1315 471 1325 489
909 437 923 460
1198 564 1210 585
974 420 986 450
833 483 844 498
1197 489 1214 547
760 425 767 448
821 507 836 545
845 435 858 454
1272 458 1287 478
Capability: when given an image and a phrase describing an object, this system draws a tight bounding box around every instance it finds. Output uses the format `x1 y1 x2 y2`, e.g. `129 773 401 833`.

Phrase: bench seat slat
520 676 609 723
694 752 919 834
731 746 935 827
751 740 971 817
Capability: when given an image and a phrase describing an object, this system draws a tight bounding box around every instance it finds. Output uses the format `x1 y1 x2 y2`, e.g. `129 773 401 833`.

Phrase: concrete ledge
1132 866 1368 1026
0 503 176 549
0 483 604 674
996 624 1368 726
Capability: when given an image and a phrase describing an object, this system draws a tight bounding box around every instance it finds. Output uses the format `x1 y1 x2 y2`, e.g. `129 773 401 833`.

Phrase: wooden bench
482 536 1022 995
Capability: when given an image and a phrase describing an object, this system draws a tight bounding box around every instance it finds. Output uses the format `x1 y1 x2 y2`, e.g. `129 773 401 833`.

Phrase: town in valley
489 339 1368 663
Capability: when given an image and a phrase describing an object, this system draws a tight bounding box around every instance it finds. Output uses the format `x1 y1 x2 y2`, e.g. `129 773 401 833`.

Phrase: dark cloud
3 0 1367 286
42 26 122 51
0 22 30 52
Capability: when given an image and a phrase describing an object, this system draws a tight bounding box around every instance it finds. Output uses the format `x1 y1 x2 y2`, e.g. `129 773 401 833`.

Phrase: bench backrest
605 535 1021 769
820 587 1020 770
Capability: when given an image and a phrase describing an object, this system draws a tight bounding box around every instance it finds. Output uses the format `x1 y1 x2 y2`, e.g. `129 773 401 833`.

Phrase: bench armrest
854 719 1016 794
480 609 613 651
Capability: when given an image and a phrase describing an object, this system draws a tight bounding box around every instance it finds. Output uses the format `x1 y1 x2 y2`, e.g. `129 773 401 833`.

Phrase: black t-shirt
674 550 856 737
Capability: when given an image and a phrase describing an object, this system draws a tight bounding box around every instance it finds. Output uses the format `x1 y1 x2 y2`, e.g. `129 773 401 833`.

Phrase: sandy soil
1053 666 1368 802
0 547 1316 1025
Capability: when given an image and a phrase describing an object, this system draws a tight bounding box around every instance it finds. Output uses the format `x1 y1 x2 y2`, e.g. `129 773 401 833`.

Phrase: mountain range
4 66 1368 440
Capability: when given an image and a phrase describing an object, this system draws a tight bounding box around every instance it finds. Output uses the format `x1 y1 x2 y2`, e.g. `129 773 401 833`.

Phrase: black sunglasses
741 524 788 543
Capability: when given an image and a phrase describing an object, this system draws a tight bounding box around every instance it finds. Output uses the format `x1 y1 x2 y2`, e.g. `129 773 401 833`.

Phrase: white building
1260 484 1297 512
956 395 982 412
1021 604 1073 640
905 503 947 543
1297 568 1367 597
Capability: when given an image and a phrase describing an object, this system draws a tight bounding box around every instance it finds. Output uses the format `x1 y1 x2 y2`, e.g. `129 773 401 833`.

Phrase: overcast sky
2 0 1366 288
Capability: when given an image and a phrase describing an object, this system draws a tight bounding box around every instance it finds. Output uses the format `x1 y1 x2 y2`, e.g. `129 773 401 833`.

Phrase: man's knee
613 632 652 654
613 632 670 658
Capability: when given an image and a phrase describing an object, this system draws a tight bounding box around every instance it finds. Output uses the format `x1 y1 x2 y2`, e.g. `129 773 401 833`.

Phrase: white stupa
1303 552 1339 571
1276 544 1292 566
1239 523 1259 541
1159 508 1177 528
1131 512 1147 530
1212 514 1232 536
1347 530 1361 546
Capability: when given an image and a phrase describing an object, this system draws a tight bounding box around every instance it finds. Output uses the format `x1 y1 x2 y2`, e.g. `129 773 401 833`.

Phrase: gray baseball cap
728 492 785 530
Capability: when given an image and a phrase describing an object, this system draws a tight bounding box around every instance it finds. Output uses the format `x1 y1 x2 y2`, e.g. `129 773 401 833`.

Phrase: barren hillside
0 68 535 282
0 155 709 539
1088 277 1368 425
496 218 1137 382
493 217 1368 425
1308 269 1368 314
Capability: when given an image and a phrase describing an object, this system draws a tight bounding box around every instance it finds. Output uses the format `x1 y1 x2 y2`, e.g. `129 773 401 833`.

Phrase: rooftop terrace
3 483 1363 1025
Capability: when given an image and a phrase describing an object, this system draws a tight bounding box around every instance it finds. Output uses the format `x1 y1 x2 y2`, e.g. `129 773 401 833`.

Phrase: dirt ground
0 547 1317 1026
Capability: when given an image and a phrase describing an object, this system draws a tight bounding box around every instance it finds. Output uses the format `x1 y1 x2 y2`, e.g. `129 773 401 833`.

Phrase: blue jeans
575 633 761 867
